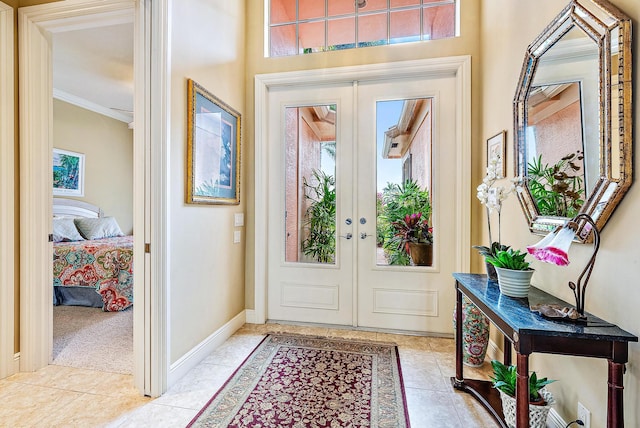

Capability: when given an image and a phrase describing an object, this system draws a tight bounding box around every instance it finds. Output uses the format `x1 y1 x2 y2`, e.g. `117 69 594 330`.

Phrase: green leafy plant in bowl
490 360 555 404
473 242 510 259
485 248 531 271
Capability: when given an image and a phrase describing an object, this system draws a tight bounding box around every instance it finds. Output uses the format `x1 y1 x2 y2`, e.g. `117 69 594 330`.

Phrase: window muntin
268 0 457 57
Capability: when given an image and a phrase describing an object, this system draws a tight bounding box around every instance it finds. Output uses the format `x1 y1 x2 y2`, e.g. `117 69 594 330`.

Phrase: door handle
339 233 353 240
360 232 372 239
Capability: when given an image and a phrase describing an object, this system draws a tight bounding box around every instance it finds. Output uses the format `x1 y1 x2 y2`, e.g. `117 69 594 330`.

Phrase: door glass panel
284 105 337 264
376 98 433 266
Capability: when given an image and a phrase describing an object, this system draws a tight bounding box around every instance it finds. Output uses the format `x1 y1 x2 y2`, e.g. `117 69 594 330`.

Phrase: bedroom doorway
18 0 166 396
50 19 136 376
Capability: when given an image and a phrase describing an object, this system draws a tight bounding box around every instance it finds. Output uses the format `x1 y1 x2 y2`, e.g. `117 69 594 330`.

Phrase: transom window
268 0 458 57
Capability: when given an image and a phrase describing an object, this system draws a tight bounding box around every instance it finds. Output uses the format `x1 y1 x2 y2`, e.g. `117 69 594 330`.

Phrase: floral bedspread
53 235 134 311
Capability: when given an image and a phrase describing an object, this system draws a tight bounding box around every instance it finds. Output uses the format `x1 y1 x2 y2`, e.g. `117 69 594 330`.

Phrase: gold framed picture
186 79 241 205
487 130 506 177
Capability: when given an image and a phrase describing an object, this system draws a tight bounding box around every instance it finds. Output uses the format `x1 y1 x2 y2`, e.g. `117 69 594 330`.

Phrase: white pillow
74 217 124 240
52 217 85 242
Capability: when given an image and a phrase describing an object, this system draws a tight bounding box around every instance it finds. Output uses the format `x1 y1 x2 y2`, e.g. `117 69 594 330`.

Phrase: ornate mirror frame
514 0 632 240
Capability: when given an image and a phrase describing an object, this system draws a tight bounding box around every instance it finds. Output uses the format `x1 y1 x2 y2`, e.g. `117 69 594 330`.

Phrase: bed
53 198 133 312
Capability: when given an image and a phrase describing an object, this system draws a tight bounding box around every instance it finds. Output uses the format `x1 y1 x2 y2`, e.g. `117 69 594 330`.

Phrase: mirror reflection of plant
378 180 432 265
301 169 336 263
527 151 584 218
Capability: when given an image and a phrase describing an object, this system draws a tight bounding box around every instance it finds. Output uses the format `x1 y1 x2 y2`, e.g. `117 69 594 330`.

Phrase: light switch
234 213 244 227
233 230 241 243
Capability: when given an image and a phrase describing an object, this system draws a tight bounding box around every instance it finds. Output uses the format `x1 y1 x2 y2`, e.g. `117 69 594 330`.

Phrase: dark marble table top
453 273 637 343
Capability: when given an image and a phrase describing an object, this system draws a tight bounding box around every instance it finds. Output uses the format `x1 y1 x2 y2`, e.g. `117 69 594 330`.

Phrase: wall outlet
577 402 591 428
233 230 241 244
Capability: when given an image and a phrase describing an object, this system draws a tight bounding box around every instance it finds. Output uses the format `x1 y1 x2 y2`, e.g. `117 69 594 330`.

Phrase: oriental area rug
187 334 411 428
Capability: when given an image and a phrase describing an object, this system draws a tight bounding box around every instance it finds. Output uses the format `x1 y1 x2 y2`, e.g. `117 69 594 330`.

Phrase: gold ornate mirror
514 0 632 240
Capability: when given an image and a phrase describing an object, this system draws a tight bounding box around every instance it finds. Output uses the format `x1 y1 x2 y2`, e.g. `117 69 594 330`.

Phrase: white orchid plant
474 153 522 258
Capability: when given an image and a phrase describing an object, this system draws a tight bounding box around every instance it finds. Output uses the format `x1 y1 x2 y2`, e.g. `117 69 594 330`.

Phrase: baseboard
245 309 257 324
547 408 567 428
168 310 246 387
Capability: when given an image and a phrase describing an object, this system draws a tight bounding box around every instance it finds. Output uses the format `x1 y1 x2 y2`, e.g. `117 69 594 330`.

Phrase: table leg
503 335 512 367
454 285 464 387
607 360 625 428
516 353 530 428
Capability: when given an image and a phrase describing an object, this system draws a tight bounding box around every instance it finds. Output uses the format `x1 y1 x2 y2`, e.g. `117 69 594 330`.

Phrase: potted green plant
378 180 432 265
490 360 555 428
485 248 534 297
472 242 510 281
391 212 433 266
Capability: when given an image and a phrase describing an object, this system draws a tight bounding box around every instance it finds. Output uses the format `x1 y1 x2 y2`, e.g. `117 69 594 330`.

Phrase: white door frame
0 1 16 379
254 56 472 325
18 0 169 396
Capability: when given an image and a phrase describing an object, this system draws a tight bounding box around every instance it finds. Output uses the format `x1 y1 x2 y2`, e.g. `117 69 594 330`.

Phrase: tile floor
0 323 499 427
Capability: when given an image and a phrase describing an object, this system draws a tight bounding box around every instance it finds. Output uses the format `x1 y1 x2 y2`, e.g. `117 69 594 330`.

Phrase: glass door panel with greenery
376 99 433 266
284 105 337 264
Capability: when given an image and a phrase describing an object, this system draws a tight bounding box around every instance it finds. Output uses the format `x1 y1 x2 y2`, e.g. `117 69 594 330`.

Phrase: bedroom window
268 0 458 57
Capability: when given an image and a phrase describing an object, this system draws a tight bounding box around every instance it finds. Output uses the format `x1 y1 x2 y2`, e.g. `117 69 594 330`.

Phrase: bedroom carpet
52 305 133 374
187 333 411 428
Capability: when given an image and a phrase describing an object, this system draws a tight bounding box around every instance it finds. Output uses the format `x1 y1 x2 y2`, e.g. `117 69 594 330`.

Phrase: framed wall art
487 130 506 177
186 79 241 205
53 148 85 197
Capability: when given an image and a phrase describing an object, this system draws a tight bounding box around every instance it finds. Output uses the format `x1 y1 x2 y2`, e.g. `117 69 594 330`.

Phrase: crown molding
53 88 133 124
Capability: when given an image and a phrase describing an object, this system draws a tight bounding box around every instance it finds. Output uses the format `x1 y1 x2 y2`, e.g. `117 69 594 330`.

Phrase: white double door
266 73 463 334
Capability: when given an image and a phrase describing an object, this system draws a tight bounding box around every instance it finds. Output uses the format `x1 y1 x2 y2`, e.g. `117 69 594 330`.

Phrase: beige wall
53 99 133 234
244 0 483 309
480 0 640 426
168 0 246 364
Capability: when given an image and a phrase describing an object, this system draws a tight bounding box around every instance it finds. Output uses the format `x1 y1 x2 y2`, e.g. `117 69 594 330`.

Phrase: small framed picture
186 79 241 205
53 148 85 197
487 130 506 177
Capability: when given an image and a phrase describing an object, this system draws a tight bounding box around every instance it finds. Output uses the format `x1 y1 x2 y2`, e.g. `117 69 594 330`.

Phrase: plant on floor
301 169 336 263
491 360 555 403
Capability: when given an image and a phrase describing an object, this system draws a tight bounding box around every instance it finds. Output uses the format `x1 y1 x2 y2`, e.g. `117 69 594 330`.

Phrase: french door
264 63 468 334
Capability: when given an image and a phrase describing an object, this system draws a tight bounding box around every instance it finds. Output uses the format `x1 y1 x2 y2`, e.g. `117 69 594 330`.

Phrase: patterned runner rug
188 333 411 428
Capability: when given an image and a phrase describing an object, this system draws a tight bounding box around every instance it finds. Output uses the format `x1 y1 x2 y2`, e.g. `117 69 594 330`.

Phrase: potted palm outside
490 360 555 428
485 248 534 298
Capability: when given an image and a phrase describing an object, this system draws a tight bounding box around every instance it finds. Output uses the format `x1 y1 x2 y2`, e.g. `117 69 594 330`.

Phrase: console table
451 273 637 428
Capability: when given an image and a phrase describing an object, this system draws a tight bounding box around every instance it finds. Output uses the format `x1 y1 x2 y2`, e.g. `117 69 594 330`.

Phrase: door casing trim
17 0 168 396
254 56 472 325
0 1 15 379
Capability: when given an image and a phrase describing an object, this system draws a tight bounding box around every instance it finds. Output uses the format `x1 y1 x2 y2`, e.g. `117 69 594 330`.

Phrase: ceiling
52 22 134 124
